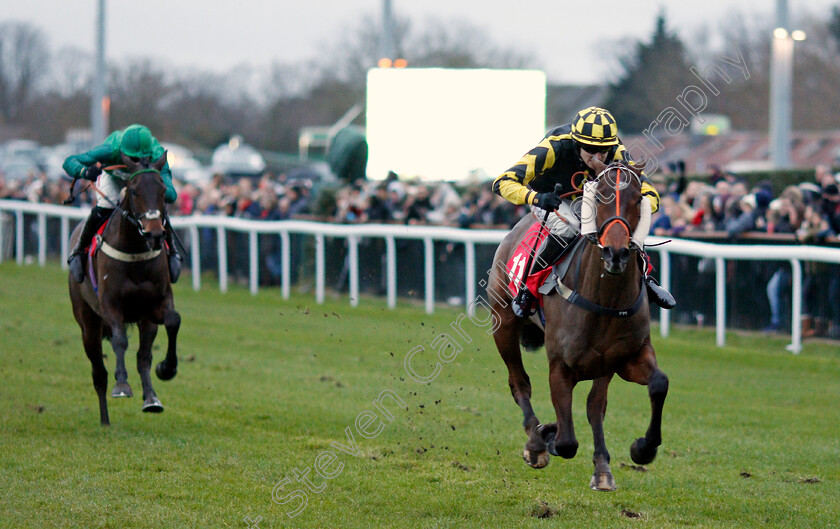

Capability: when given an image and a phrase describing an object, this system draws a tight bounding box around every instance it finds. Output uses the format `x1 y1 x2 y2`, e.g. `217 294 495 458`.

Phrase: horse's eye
129 156 140 163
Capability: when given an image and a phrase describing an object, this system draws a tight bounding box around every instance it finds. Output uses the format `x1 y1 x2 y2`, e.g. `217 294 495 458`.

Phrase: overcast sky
1 0 837 84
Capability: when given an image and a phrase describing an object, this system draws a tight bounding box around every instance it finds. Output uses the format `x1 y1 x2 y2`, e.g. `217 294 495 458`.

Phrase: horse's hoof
155 362 177 381
523 449 550 469
630 437 658 465
142 398 164 413
112 383 133 398
589 472 617 491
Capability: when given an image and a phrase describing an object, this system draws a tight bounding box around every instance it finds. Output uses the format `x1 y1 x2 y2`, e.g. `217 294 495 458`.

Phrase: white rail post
249 230 259 295
787 258 803 354
60 216 70 268
715 256 726 347
465 241 476 313
348 235 359 307
37 212 47 266
189 225 201 291
316 233 325 304
0 212 6 264
280 231 290 300
15 210 24 265
385 235 396 309
217 226 228 293
424 237 435 314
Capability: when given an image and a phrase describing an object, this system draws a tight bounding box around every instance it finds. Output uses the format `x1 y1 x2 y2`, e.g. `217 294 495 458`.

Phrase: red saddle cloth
87 222 109 259
505 221 555 306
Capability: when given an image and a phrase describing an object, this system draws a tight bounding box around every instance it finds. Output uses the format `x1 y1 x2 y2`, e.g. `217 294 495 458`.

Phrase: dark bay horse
68 153 180 426
488 160 668 490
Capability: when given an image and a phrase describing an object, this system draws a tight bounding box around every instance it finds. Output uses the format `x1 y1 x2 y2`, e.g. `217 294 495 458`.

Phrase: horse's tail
102 325 112 342
519 323 545 352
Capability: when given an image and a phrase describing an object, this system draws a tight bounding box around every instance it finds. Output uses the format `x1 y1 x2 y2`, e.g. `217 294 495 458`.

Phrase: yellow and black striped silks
491 123 660 213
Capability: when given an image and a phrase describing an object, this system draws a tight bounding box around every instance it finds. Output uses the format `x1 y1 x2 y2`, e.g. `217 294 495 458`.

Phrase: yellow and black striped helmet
570 107 619 146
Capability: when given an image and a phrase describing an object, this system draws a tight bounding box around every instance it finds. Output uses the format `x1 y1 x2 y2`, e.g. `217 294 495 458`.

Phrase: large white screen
366 68 546 182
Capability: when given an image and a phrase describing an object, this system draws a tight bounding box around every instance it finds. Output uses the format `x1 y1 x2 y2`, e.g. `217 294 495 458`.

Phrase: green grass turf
1 262 839 528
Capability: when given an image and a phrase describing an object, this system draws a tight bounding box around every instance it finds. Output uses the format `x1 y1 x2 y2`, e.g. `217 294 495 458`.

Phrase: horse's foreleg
587 375 616 491
81 322 109 426
548 359 578 459
137 319 163 413
618 342 669 465
493 314 547 468
155 308 180 381
109 323 133 398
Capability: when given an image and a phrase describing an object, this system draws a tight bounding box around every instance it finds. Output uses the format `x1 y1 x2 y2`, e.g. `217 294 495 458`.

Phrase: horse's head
120 151 168 250
581 159 646 275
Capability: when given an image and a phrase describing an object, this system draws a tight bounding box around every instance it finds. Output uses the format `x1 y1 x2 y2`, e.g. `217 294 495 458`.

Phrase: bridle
584 162 641 250
122 167 165 242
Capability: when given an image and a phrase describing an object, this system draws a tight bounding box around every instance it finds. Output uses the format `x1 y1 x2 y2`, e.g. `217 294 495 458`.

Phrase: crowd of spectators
648 163 840 245
4 160 840 241
4 159 840 336
0 167 525 229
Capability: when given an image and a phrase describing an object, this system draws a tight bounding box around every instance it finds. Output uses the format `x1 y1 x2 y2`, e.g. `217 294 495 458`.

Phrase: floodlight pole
769 0 792 169
380 0 396 60
91 0 107 144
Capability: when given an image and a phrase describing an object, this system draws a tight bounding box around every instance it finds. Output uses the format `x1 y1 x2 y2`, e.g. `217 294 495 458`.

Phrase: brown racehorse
488 159 668 490
68 153 180 426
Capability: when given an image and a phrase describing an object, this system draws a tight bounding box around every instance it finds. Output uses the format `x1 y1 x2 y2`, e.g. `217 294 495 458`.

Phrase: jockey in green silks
63 124 182 284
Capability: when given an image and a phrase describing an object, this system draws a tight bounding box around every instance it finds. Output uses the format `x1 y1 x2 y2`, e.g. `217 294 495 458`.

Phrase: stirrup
512 288 537 318
645 277 676 309
68 252 86 283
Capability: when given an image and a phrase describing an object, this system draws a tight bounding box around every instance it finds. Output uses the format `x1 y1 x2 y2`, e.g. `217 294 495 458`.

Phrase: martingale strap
555 276 646 318
551 244 646 318
95 235 162 262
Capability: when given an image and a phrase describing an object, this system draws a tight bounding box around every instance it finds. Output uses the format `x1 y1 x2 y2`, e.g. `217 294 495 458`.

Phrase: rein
547 162 646 317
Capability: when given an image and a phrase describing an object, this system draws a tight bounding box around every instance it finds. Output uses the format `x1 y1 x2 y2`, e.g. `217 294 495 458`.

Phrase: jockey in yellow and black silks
63 124 182 284
492 107 675 318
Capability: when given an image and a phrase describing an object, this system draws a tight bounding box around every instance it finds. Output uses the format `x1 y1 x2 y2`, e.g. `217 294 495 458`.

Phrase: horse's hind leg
493 314 548 469
109 323 133 398
155 308 180 381
618 342 669 465
137 319 163 413
587 375 616 491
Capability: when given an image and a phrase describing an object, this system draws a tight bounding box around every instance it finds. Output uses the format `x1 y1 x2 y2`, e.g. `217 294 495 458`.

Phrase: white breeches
95 173 125 208
530 198 581 240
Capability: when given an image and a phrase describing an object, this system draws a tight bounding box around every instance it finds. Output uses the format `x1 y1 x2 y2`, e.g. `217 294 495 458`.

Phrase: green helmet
570 107 619 147
119 124 154 158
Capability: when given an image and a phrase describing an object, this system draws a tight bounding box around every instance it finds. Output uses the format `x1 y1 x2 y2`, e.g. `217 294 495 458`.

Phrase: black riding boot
164 220 182 284
641 253 676 309
511 233 571 318
67 206 112 283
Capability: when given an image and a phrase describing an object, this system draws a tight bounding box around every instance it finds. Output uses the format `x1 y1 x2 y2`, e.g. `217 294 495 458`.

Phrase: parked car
0 140 41 181
162 143 211 185
210 135 266 178
38 143 76 181
0 155 40 181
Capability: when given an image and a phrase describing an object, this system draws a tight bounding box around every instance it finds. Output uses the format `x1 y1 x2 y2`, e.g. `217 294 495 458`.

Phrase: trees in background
0 22 50 124
4 5 840 150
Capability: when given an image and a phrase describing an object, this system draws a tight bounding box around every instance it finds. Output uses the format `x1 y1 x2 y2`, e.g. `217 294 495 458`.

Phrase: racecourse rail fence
4 199 840 354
